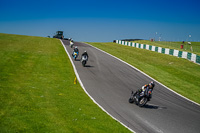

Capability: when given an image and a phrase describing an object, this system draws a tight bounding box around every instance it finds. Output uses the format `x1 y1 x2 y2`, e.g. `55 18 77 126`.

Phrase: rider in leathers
135 81 155 101
81 51 89 61
72 46 79 57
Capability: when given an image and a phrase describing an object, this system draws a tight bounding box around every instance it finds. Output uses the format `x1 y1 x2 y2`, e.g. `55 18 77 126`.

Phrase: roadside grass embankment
88 42 200 104
131 40 200 55
0 33 131 133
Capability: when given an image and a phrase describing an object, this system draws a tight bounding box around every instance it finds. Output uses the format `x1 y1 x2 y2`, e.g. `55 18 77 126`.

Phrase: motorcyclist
70 39 74 48
81 51 89 61
72 46 79 57
134 81 155 100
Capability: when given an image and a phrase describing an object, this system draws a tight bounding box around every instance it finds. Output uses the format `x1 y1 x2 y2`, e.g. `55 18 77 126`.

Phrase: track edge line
60 40 135 133
83 42 200 107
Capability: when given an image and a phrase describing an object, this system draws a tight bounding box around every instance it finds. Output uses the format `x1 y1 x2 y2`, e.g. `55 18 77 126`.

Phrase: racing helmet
149 81 155 88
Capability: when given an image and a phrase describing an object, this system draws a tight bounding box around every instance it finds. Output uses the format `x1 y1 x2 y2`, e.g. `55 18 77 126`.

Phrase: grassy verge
130 40 200 55
88 42 200 104
0 33 131 133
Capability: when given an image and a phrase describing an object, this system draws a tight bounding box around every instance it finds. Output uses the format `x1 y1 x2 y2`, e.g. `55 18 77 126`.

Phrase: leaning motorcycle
81 55 88 67
70 43 74 48
129 88 152 107
70 41 74 48
72 51 78 60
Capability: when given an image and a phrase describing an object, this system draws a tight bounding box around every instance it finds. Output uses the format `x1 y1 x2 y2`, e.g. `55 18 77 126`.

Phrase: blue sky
0 0 200 42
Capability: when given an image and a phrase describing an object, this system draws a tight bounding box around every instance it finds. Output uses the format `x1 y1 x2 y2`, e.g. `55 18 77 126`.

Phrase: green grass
88 42 200 104
0 33 131 133
130 40 200 55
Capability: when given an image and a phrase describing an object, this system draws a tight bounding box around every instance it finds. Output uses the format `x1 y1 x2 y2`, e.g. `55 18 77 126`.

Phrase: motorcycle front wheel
129 98 134 103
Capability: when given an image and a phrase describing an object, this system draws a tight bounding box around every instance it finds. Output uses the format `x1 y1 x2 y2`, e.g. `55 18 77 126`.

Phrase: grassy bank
88 42 200 104
130 40 200 55
0 33 131 133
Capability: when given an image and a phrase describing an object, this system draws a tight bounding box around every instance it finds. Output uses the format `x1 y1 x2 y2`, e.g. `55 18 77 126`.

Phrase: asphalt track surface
62 40 200 133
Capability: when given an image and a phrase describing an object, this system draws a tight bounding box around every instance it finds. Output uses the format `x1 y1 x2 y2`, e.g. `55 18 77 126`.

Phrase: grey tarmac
62 40 200 133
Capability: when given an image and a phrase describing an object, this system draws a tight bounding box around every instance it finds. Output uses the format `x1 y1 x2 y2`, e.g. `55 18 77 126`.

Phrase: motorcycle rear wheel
138 97 148 107
82 61 86 67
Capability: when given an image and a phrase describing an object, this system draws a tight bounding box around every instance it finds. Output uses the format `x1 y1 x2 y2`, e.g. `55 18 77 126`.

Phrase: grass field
130 40 200 55
0 33 131 133
88 42 200 104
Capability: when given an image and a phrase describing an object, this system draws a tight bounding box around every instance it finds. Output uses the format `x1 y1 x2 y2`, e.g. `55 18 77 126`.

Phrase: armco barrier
115 40 200 65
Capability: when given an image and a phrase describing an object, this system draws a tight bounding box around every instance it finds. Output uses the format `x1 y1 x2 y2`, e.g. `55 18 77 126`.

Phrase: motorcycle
81 55 88 67
129 88 152 107
72 51 79 60
70 41 74 48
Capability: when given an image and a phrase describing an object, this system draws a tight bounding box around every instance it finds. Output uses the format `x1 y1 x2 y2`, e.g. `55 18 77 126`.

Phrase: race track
62 40 200 133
